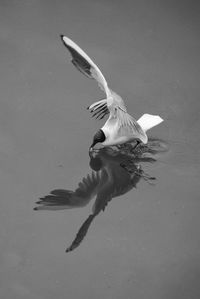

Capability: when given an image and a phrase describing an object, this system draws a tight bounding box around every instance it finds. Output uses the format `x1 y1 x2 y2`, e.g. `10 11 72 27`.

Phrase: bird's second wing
61 35 111 97
87 89 127 120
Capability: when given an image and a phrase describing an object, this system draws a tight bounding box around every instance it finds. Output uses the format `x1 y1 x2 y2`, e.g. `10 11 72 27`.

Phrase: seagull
60 35 163 151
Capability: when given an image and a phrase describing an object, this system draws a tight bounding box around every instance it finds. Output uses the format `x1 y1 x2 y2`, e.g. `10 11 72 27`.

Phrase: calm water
0 1 200 298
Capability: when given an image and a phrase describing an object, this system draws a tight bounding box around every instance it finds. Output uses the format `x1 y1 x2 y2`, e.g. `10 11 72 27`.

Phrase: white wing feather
61 35 111 97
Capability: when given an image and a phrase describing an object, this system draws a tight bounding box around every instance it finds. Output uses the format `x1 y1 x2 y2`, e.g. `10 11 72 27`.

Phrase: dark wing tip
60 34 64 41
60 35 94 79
60 34 67 46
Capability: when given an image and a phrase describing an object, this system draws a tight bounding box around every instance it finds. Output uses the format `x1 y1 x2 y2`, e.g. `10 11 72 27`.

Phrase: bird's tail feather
137 114 163 132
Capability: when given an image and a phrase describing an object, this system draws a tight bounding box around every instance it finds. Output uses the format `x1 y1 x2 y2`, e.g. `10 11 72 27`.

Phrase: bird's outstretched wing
60 34 146 134
34 171 101 210
60 35 111 98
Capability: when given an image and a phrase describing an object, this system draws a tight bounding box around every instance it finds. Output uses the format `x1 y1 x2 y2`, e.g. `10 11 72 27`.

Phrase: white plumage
60 35 163 150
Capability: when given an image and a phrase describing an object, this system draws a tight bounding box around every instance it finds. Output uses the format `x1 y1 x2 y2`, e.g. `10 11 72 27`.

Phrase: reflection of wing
65 166 136 252
65 186 113 253
35 171 101 210
66 214 95 252
61 35 111 97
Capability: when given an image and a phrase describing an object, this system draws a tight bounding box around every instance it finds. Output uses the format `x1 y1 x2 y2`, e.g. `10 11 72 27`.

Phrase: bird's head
89 129 106 152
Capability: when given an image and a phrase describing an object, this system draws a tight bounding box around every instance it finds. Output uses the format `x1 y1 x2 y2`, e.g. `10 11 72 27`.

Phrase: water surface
0 1 200 298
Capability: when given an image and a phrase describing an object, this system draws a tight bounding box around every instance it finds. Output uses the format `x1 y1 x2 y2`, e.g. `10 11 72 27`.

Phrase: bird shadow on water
34 138 168 252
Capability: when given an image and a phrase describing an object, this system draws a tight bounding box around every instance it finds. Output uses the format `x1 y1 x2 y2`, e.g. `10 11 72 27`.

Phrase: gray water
0 1 200 298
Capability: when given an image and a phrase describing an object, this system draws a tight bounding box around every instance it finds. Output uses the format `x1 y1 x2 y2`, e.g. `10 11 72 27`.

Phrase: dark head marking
90 129 106 149
89 156 103 171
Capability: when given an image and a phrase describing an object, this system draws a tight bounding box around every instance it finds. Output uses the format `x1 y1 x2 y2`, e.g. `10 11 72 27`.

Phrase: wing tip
60 35 73 47
60 34 65 41
60 34 67 47
60 34 69 46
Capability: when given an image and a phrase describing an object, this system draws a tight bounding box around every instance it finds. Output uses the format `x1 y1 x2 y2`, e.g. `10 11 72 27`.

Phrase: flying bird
60 35 163 151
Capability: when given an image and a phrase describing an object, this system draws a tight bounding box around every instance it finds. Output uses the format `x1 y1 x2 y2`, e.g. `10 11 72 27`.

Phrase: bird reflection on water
34 139 168 252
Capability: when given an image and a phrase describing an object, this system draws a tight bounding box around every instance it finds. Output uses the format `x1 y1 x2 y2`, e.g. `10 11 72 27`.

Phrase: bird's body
60 35 163 150
102 114 141 146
